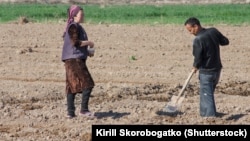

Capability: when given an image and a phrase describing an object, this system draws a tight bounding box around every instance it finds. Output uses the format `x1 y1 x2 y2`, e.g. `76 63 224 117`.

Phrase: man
184 17 229 117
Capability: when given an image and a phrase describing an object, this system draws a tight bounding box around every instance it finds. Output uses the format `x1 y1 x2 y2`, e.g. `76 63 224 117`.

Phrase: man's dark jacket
192 27 229 73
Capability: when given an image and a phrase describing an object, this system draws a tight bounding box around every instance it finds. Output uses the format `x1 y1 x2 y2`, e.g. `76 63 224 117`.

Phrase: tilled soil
0 22 249 141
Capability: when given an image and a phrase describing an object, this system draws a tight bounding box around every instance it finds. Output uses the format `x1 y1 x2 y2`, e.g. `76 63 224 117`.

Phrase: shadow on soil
155 110 184 117
226 114 247 121
95 110 130 119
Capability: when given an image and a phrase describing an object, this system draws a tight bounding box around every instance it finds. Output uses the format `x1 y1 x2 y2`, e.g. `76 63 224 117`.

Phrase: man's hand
193 67 198 73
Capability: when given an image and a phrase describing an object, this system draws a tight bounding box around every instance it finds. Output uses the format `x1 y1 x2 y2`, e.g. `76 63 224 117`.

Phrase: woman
61 5 95 119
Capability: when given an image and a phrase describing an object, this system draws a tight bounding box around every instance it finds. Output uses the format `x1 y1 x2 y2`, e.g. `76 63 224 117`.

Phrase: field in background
0 2 250 141
1 3 250 25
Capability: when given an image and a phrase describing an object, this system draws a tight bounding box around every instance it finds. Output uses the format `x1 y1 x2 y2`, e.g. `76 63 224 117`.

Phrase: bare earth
0 22 249 140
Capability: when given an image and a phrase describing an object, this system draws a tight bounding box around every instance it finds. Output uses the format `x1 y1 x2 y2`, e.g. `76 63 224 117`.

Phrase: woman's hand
88 46 95 57
80 41 94 48
88 41 94 48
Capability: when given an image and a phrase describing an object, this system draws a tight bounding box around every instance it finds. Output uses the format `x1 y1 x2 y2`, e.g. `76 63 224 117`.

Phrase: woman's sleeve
68 24 81 47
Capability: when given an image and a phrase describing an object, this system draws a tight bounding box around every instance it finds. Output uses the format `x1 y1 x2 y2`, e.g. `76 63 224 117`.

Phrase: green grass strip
0 3 250 25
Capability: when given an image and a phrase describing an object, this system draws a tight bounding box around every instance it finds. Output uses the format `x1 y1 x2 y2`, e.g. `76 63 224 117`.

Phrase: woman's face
74 10 84 23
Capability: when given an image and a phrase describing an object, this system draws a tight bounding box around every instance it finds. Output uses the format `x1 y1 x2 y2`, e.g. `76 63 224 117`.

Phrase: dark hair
184 17 201 27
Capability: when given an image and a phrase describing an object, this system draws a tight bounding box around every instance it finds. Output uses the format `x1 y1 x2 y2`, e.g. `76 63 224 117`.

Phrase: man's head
184 17 202 36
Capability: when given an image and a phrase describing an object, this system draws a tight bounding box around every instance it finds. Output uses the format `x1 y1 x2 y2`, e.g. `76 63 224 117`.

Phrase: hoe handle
176 69 195 101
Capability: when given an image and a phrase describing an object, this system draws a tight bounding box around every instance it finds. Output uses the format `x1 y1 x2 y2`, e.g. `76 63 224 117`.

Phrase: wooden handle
175 70 195 102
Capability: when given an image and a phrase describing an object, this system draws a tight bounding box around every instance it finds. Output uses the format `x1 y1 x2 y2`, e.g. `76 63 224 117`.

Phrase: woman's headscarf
63 5 82 37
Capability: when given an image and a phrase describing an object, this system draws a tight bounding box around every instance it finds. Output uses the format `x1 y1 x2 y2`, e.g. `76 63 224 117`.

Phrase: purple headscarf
63 5 82 37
